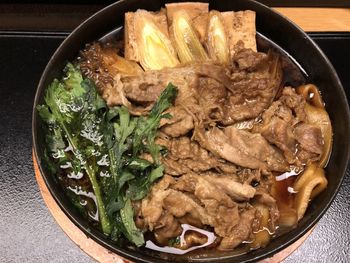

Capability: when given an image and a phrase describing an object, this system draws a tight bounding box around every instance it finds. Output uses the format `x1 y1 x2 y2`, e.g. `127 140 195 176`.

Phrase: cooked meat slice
119 55 280 123
222 50 282 124
233 46 267 71
163 190 214 226
260 116 297 163
195 127 265 170
294 123 323 155
82 43 281 124
256 87 323 165
238 169 261 185
202 199 240 237
166 2 209 44
218 208 256 250
202 175 256 201
195 126 288 172
121 62 231 104
141 175 175 229
153 212 182 245
120 65 195 103
178 213 204 228
141 172 266 248
197 77 227 122
254 191 277 207
160 106 194 137
294 123 324 164
254 190 280 230
224 126 288 171
172 173 243 237
157 136 238 176
279 86 307 122
193 175 236 207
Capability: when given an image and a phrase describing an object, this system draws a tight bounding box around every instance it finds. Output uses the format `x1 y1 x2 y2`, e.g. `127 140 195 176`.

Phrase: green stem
59 118 111 235
108 147 118 185
85 165 111 235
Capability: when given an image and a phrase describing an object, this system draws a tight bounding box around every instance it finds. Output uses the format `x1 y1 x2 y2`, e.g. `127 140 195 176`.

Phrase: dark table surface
0 31 349 262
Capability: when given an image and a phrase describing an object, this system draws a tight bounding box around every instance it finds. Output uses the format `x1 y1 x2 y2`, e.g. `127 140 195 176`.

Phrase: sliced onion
296 84 324 109
293 164 328 221
304 103 332 167
296 84 332 167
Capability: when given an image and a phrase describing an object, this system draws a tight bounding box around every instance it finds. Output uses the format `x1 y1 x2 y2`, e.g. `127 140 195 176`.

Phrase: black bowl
32 0 350 262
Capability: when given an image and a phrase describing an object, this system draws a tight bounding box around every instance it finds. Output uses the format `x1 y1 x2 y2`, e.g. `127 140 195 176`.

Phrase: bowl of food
32 0 350 262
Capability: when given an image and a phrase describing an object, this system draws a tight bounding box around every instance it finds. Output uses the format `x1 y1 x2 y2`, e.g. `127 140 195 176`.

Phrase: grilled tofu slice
222 10 257 57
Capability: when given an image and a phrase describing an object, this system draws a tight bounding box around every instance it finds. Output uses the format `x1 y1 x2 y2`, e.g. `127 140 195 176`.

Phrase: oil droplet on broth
80 199 88 206
91 149 101 156
60 162 72 169
100 170 111 178
67 171 84 179
80 121 104 147
52 149 65 159
97 154 109 166
68 186 99 221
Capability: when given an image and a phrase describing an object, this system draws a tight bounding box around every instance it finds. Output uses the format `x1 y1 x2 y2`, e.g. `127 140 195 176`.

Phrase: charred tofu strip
223 10 257 55
124 10 179 70
233 11 257 52
165 2 209 43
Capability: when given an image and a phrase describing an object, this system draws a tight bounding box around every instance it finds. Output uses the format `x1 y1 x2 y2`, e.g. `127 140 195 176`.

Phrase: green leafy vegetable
120 199 145 247
37 63 111 235
37 63 178 246
127 165 164 200
168 236 181 246
133 83 178 163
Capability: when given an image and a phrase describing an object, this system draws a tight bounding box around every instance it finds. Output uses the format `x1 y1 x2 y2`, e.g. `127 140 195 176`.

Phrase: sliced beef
254 190 280 230
120 62 230 105
78 42 155 115
157 136 238 176
197 77 227 122
255 87 324 166
233 47 267 71
80 43 283 139
160 107 194 137
140 173 260 249
194 126 288 172
294 123 324 164
222 50 282 124
238 169 261 185
202 175 255 201
153 212 182 245
218 208 256 250
260 114 297 163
